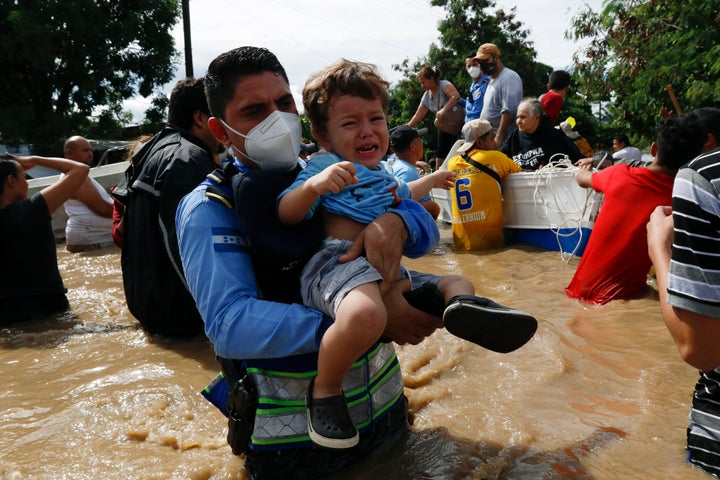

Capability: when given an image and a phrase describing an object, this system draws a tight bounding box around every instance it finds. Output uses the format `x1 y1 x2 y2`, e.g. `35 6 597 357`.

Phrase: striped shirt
668 148 720 475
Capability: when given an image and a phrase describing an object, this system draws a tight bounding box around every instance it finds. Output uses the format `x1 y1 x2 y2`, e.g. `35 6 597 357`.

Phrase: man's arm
495 111 513 146
71 177 113 217
648 206 720 371
13 155 89 214
176 188 330 359
573 162 593 188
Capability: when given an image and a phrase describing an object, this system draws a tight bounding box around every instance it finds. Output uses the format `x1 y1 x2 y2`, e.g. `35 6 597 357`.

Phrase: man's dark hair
548 70 571 90
167 77 209 131
656 115 706 169
0 159 19 196
613 134 631 146
686 107 720 145
204 46 289 120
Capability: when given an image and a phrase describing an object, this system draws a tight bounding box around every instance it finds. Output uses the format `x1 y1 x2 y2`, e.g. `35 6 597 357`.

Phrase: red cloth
566 164 674 304
541 90 563 125
111 194 124 248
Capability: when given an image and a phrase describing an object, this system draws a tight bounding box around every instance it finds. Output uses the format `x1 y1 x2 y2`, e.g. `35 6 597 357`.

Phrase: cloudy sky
123 0 604 121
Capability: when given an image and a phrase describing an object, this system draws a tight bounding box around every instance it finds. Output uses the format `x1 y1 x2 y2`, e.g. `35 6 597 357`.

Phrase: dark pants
436 129 458 162
244 396 410 480
1 293 69 325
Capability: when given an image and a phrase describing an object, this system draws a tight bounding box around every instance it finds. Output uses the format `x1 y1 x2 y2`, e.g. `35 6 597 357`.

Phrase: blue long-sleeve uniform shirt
176 168 439 360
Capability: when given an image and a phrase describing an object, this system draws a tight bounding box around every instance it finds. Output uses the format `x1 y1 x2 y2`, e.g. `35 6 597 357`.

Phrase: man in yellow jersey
447 119 520 250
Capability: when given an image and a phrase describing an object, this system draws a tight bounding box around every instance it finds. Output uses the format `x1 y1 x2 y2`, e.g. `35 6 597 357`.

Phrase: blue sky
122 0 604 121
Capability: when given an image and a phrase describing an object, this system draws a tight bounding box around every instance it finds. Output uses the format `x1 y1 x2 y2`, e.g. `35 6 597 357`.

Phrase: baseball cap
475 43 501 61
456 119 493 153
389 125 428 152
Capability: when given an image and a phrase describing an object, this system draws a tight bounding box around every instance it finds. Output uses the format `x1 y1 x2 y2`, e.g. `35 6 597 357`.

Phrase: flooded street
0 225 709 479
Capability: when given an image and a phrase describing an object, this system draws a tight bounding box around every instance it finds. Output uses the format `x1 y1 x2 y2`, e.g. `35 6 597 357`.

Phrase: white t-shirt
480 67 523 135
63 176 114 247
612 146 642 163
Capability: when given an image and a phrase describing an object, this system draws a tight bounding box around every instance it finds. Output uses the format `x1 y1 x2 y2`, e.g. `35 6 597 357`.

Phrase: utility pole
182 0 193 77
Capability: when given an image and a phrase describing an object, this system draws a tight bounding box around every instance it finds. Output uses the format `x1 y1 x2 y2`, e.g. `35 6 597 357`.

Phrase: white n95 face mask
220 110 302 172
467 66 481 78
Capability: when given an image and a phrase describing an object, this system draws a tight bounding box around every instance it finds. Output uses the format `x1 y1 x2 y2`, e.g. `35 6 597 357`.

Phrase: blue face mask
220 110 302 172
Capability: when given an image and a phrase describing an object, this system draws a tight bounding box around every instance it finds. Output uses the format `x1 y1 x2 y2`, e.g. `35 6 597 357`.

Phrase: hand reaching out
426 169 455 190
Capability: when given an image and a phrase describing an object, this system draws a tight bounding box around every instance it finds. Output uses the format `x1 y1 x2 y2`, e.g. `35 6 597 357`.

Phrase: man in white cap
446 119 520 250
476 43 523 147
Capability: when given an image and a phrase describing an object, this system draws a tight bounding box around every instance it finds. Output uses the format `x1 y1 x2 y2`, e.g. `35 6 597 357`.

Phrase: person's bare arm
573 162 593 188
495 111 513 146
14 155 89 214
71 177 113 217
407 104 429 128
647 206 720 371
442 82 462 109
407 169 454 200
278 161 357 225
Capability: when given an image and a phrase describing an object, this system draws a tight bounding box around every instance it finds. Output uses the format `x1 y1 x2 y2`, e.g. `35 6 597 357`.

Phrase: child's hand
428 169 455 190
308 161 358 195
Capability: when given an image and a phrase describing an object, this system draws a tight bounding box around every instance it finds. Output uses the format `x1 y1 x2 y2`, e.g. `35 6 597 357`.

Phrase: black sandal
443 295 538 353
306 378 359 450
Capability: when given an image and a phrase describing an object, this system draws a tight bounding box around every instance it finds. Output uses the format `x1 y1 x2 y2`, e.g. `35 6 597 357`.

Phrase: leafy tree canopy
0 0 180 152
570 0 720 145
386 0 559 158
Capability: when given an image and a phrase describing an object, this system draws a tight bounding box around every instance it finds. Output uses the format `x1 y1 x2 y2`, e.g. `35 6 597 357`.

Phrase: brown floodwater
0 225 710 479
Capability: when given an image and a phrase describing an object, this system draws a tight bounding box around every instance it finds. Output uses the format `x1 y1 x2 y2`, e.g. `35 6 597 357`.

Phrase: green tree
141 94 171 136
0 0 180 152
387 0 553 159
569 0 720 146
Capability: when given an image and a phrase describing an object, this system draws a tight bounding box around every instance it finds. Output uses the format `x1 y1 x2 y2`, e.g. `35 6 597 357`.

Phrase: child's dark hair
303 59 389 134
548 70 571 90
656 115 706 170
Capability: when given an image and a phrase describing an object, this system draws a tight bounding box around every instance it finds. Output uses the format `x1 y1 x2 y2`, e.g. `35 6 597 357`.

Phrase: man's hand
339 211 407 284
574 158 593 168
382 279 442 345
416 160 433 173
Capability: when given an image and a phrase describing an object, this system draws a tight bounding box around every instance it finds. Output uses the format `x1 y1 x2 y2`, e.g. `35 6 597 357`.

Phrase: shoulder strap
204 163 240 209
461 153 502 189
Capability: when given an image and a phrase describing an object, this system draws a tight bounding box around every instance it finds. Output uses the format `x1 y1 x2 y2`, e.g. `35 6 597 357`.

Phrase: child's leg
436 274 538 354
313 282 387 399
436 274 475 303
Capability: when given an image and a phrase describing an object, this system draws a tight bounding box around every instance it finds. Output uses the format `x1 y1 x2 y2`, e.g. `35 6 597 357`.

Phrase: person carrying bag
407 66 464 168
434 102 466 136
